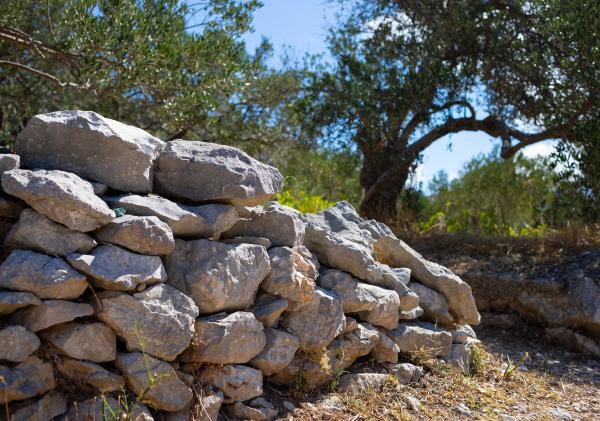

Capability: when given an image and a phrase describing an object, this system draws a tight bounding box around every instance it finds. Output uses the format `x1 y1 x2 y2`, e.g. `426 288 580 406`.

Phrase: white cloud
521 140 558 159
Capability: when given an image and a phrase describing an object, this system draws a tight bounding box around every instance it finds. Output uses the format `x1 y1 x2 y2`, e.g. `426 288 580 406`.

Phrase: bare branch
0 60 89 89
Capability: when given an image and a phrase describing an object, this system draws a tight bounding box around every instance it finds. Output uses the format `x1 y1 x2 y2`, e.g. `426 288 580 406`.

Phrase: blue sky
243 0 557 187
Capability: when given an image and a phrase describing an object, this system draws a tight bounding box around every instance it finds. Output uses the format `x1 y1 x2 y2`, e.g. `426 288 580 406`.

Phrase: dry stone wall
0 110 481 420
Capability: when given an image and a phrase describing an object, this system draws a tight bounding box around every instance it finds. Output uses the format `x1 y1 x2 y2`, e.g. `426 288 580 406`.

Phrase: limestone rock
342 316 359 334
0 326 40 362
357 287 400 330
375 236 480 325
10 300 93 332
94 215 175 255
4 209 97 256
338 373 390 393
165 239 270 314
223 202 305 247
451 325 477 344
221 236 272 249
116 352 193 412
0 193 24 218
11 392 66 421
262 246 319 306
105 194 238 238
182 311 266 364
280 287 345 350
1 169 115 232
371 331 400 364
545 327 600 358
253 297 288 328
198 391 224 421
0 357 55 404
359 218 395 241
66 397 153 421
0 291 41 316
446 339 477 373
90 181 107 196
200 364 263 403
399 306 424 321
0 153 20 173
376 263 419 311
269 353 330 390
15 110 164 193
225 401 278 421
249 328 300 375
318 269 383 313
389 322 452 357
0 250 88 299
154 140 283 206
68 244 166 291
57 358 125 392
330 323 381 369
95 284 198 361
389 363 423 384
410 282 454 325
40 322 116 362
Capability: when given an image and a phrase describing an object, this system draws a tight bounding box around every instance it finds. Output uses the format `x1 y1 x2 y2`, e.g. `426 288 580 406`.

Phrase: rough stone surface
1 169 115 232
389 363 423 384
15 110 164 193
0 325 40 362
0 356 55 404
249 328 300 375
197 392 224 421
376 263 419 311
10 300 93 332
338 373 390 393
94 215 175 255
280 287 345 350
0 153 20 173
182 311 266 364
0 193 24 218
452 325 478 344
165 239 270 314
200 365 263 403
410 282 454 325
359 218 395 241
223 202 305 247
399 307 425 321
371 330 400 364
68 244 166 291
0 291 41 316
11 392 66 421
221 236 272 248
154 140 283 206
4 209 97 256
0 250 88 299
357 287 400 330
225 401 278 421
375 236 480 325
253 297 288 328
116 352 193 412
57 358 125 392
95 284 198 361
545 327 600 357
40 322 116 362
446 339 477 373
389 322 452 357
105 194 238 238
66 397 153 421
262 246 319 307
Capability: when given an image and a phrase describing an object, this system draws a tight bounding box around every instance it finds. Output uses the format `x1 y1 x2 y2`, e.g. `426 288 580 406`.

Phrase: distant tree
300 0 600 225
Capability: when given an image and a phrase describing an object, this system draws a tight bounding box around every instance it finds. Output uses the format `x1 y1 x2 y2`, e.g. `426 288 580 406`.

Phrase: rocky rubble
0 110 481 420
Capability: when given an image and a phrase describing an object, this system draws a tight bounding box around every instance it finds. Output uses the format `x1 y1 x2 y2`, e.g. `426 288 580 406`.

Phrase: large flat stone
68 244 166 291
57 358 125 392
0 325 40 363
0 356 55 404
15 110 164 193
154 140 283 206
181 311 266 364
165 239 270 314
318 269 382 313
410 282 453 325
0 249 88 299
249 328 300 376
0 291 41 316
1 169 115 232
40 322 116 362
389 322 452 357
95 284 198 361
105 194 238 238
10 300 93 332
5 209 97 256
94 215 175 255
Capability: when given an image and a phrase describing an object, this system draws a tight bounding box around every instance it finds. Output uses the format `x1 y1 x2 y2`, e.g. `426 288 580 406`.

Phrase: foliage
298 0 600 223
277 189 335 214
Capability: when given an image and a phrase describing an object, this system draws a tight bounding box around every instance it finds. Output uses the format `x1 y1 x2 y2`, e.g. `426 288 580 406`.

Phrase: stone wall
0 111 480 420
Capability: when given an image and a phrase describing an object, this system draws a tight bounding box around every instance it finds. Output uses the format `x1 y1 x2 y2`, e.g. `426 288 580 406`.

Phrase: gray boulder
338 373 390 393
67 244 166 292
40 322 116 362
95 284 198 361
57 358 125 392
249 328 300 375
11 392 66 421
446 339 477 373
389 363 423 384
0 249 88 299
197 391 224 421
357 288 400 330
225 400 278 421
451 325 478 344
4 209 97 256
105 194 238 238
389 322 452 357
116 352 193 412
1 169 115 232
375 236 480 325
0 153 20 173
15 110 164 193
545 327 600 358
154 140 283 206
0 356 55 404
0 291 41 316
94 215 175 255
223 202 305 246
0 325 40 363
181 311 266 364
10 300 93 332
371 330 400 364
318 269 384 313
253 296 288 328
375 263 419 311
262 246 319 307
359 218 396 241
165 239 270 314
200 364 263 403
221 236 272 248
66 397 153 421
410 282 454 325
280 287 345 350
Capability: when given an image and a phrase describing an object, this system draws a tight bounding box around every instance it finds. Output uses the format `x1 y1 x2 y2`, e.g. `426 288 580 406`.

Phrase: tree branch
0 60 89 89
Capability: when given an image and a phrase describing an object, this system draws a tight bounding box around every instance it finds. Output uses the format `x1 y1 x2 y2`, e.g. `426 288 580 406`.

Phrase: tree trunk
358 150 411 226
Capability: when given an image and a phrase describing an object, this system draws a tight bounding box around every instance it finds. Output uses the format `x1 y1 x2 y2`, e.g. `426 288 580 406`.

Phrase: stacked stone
0 110 481 421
